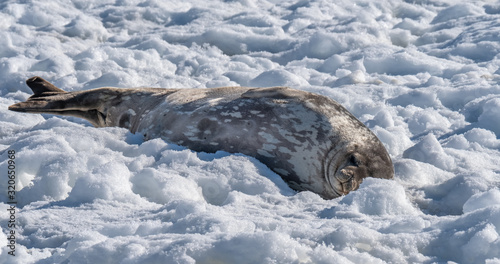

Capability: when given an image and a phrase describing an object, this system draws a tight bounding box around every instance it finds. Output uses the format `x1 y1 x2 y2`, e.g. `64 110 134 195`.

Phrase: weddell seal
9 76 394 199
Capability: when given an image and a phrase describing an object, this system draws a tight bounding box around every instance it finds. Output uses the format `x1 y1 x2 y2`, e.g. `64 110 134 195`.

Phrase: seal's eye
349 155 359 166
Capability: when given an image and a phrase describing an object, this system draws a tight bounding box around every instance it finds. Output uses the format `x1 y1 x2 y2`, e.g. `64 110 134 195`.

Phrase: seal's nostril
338 167 354 182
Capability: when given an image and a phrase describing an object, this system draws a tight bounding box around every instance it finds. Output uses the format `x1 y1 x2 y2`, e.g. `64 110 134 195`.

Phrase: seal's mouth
327 153 366 197
324 141 394 199
332 165 361 196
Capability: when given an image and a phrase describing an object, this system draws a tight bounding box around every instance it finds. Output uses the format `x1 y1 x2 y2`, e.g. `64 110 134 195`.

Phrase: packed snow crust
1 0 500 263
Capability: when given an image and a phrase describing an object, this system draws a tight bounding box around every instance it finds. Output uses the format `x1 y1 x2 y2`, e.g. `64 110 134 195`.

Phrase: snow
0 0 500 263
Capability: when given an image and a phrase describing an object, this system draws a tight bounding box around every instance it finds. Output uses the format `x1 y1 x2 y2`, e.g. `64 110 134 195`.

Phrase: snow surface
1 0 500 263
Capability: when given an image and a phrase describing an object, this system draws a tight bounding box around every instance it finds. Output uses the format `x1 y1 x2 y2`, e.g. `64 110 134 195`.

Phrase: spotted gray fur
9 76 394 199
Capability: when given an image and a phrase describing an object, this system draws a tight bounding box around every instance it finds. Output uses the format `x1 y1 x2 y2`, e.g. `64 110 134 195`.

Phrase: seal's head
326 142 394 198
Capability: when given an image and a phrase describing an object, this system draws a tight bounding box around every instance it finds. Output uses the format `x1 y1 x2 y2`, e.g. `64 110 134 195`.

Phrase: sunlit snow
1 0 500 263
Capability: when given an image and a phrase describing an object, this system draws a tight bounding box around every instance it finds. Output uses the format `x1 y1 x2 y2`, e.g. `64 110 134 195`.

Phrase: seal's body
9 77 394 199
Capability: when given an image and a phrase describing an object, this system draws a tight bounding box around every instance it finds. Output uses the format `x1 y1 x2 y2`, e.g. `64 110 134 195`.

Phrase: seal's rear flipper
8 76 110 127
26 76 67 98
8 76 72 113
